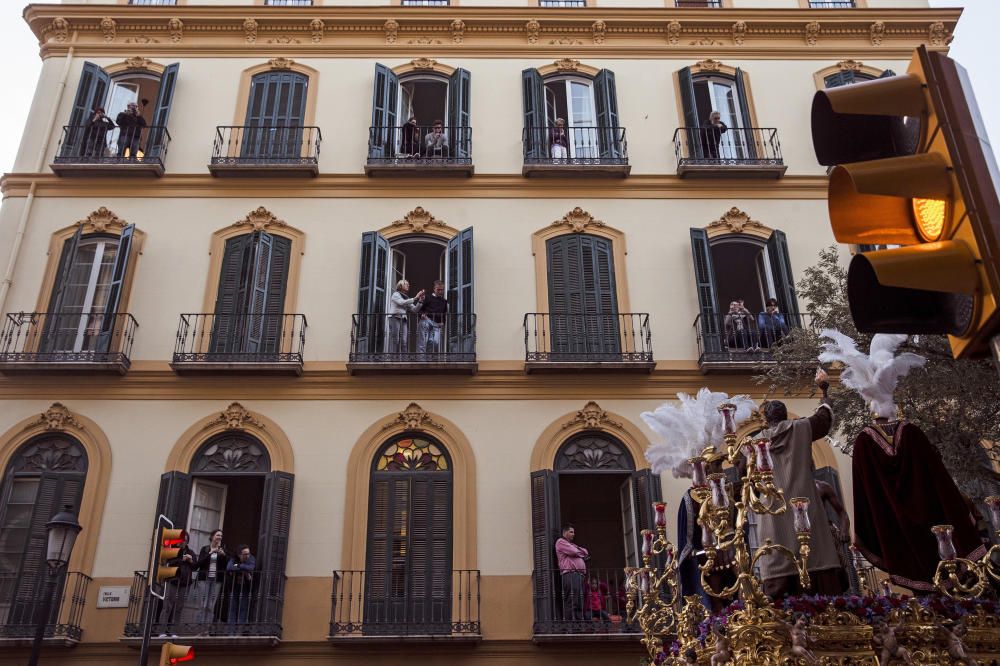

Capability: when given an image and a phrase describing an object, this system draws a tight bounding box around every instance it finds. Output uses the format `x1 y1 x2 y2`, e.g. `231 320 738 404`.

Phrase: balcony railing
809 0 856 7
365 125 473 176
694 311 812 371
52 125 170 176
171 313 306 375
532 568 640 640
673 126 787 179
329 569 480 641
540 0 586 7
675 0 722 7
522 126 630 177
523 313 654 372
209 126 321 177
0 312 137 374
123 570 284 645
348 312 476 374
0 571 90 646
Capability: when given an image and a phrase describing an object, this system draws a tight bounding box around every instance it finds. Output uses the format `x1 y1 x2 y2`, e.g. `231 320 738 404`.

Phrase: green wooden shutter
594 69 620 159
522 68 546 160
547 235 619 357
690 228 721 352
406 474 452 633
364 475 408 634
148 63 179 159
261 235 291 355
446 227 474 354
154 471 193 529
370 64 399 159
766 230 799 326
243 71 308 159
356 232 390 355
733 69 757 159
41 227 84 354
824 70 857 88
97 224 135 353
66 63 111 155
447 68 471 160
530 470 559 627
257 471 294 634
211 234 254 354
245 231 273 354
678 67 700 159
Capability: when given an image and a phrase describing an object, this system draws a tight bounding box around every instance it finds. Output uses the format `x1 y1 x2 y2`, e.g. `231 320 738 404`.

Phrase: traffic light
159 642 194 665
812 46 1000 358
156 528 186 585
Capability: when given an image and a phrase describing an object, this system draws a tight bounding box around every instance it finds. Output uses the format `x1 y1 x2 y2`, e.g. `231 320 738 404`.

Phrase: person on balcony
385 280 424 356
84 107 114 158
549 118 569 161
194 529 230 626
417 280 448 357
702 111 728 160
584 576 610 622
757 298 790 348
225 544 256 625
400 116 421 157
157 531 196 636
424 120 449 158
555 524 589 622
724 299 757 351
116 102 147 159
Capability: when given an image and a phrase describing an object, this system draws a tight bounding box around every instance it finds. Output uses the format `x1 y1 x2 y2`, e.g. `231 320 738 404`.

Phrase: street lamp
27 505 82 666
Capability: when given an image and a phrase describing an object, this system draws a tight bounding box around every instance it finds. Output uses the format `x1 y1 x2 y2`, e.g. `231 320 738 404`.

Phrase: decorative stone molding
30 403 84 433
392 207 446 234
555 58 580 72
694 58 723 73
384 18 399 45
708 207 764 235
243 17 258 43
192 434 269 473
100 16 116 42
451 18 465 44
666 20 681 46
592 20 606 45
837 59 863 72
124 56 153 71
209 402 266 431
556 432 634 471
268 57 295 70
411 57 438 71
310 18 324 43
928 20 948 47
561 401 624 431
380 403 444 432
870 20 886 47
167 17 183 43
551 207 605 234
526 19 540 45
233 206 287 232
9 436 88 474
732 20 746 47
50 17 69 43
77 207 127 234
805 20 820 46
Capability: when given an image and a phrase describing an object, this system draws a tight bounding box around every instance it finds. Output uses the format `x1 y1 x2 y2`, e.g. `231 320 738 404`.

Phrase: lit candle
754 438 774 473
641 529 655 558
638 570 650 594
849 544 863 566
653 502 667 528
790 497 811 534
986 496 1000 532
690 457 708 489
708 473 729 508
931 525 957 560
718 403 737 435
740 441 754 463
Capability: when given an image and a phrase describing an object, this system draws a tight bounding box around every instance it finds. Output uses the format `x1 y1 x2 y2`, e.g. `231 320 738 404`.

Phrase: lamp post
27 504 82 666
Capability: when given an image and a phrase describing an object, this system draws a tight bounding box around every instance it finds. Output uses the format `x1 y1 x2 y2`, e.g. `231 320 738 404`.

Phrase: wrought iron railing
693 311 812 365
367 125 472 166
532 567 639 636
349 312 476 364
401 0 450 5
0 571 90 642
523 313 652 364
0 312 137 368
211 126 321 167
673 126 784 168
172 313 306 365
265 0 313 5
54 124 170 166
123 570 285 639
329 569 480 638
809 0 856 7
540 0 586 6
675 0 722 7
523 126 628 166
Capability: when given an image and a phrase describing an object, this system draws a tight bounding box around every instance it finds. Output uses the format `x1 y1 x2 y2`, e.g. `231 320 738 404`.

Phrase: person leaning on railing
115 102 147 158
401 116 421 157
385 280 424 355
701 111 728 160
757 298 790 349
84 108 115 158
549 118 569 161
424 120 449 158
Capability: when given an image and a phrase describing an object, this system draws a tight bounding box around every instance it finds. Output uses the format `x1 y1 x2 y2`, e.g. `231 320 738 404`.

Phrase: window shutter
67 63 111 153
370 64 399 159
154 471 193 529
212 234 253 354
406 474 452 632
585 235 620 354
356 232 390 355
148 63 179 159
97 224 135 352
522 68 546 160
446 227 474 354
257 471 294 633
678 66 701 159
48 227 83 316
878 69 897 78
765 230 799 326
447 68 471 160
363 475 402 632
824 70 856 88
244 72 308 159
690 228 721 352
632 469 662 534
547 235 619 356
733 69 758 159
245 231 274 354
530 470 559 628
593 69 620 159
261 235 291 355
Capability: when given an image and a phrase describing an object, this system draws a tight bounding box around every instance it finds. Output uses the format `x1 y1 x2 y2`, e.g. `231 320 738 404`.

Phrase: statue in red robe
852 421 985 591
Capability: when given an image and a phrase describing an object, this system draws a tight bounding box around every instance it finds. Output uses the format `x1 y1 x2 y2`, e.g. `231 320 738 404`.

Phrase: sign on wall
96 586 130 609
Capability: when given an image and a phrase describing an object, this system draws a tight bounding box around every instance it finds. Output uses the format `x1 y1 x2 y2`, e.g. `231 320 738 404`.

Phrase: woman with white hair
386 279 424 356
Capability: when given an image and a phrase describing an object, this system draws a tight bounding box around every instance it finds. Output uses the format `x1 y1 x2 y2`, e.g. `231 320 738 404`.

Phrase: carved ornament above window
192 433 270 473
555 433 634 471
9 435 88 474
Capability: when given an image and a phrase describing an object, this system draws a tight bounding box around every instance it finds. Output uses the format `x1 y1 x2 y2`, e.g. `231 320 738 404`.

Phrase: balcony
532 568 640 642
0 572 91 647
170 313 306 375
694 311 812 373
51 125 170 177
328 569 480 642
208 126 321 177
809 0 856 7
365 125 473 177
0 312 137 375
523 313 654 373
522 126 630 178
675 0 722 6
122 570 284 647
673 127 787 179
347 313 477 375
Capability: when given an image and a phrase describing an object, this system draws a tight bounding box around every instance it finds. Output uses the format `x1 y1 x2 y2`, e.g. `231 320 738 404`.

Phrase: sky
0 0 994 173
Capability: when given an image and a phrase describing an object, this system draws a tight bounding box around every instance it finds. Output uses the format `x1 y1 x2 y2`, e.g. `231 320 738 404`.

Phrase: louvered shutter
41 227 84 354
363 475 402 633
446 227 474 354
878 69 897 78
261 235 291 355
733 69 757 159
257 471 294 634
824 70 856 88
547 235 619 357
690 228 721 353
211 234 253 354
546 236 577 356
630 470 664 569
447 68 471 160
407 474 452 633
245 232 273 354
148 63 179 159
154 472 193 529
356 232 390 355
766 230 800 328
530 470 559 628
522 68 546 160
678 66 701 159
593 69 620 159
97 224 135 353
66 63 111 155
370 64 399 159
590 235 619 355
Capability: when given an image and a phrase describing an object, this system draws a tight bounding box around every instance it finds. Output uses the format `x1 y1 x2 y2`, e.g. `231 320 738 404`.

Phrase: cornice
23 5 960 60
0 173 829 200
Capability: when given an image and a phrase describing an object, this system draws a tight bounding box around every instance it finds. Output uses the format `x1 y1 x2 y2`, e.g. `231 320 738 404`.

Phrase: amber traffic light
159 642 194 665
156 528 186 584
812 46 1000 358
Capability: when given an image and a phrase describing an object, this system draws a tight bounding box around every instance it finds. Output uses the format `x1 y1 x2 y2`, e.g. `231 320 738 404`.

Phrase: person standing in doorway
702 110 728 160
554 524 589 622
757 298 790 348
116 102 147 158
424 120 449 158
385 280 424 356
84 108 114 158
400 116 420 157
226 544 256 626
195 530 230 627
549 118 569 161
417 280 448 357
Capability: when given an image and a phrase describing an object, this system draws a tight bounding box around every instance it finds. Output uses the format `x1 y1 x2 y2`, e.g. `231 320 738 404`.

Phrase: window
241 71 309 160
401 0 450 5
265 0 313 5
809 1 856 7
541 0 586 6
676 0 722 6
129 0 178 5
824 68 895 88
546 234 619 357
678 65 756 161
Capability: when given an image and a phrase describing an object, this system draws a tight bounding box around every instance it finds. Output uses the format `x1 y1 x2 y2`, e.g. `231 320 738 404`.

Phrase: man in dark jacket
157 531 196 634
84 108 114 158
226 545 257 625
115 102 147 158
416 280 448 356
702 111 728 160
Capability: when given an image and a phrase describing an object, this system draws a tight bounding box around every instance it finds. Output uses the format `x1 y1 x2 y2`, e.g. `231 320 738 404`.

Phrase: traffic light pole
139 515 173 666
137 585 156 666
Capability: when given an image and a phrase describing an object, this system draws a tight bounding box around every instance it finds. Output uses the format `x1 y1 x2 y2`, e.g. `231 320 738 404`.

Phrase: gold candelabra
932 495 1000 599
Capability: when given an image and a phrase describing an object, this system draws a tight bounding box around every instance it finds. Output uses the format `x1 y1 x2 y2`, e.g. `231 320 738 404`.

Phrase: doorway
545 78 598 159
692 76 747 159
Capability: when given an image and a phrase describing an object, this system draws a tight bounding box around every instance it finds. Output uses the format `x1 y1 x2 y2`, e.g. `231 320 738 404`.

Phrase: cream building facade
0 1 958 664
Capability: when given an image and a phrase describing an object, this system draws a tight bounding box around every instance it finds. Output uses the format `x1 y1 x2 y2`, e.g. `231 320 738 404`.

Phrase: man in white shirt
385 280 424 356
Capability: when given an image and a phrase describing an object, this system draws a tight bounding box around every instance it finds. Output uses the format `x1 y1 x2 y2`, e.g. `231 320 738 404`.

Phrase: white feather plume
640 389 758 477
818 330 926 418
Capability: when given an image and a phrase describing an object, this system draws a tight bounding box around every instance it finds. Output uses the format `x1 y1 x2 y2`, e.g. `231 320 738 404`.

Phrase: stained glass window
375 436 449 472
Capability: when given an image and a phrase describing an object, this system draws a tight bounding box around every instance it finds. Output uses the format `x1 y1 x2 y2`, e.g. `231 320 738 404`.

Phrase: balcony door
364 436 452 635
210 231 291 357
523 69 619 161
546 234 620 359
242 71 308 160
678 66 754 160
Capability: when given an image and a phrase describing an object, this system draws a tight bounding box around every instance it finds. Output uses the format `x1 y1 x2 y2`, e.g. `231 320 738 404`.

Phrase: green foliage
754 246 1000 500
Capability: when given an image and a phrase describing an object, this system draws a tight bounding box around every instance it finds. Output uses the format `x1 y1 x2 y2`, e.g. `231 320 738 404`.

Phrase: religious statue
872 620 914 665
786 617 819 665
710 624 733 666
945 622 977 666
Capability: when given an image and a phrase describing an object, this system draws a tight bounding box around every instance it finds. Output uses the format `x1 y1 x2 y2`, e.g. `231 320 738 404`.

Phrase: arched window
241 71 309 160
364 434 452 634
